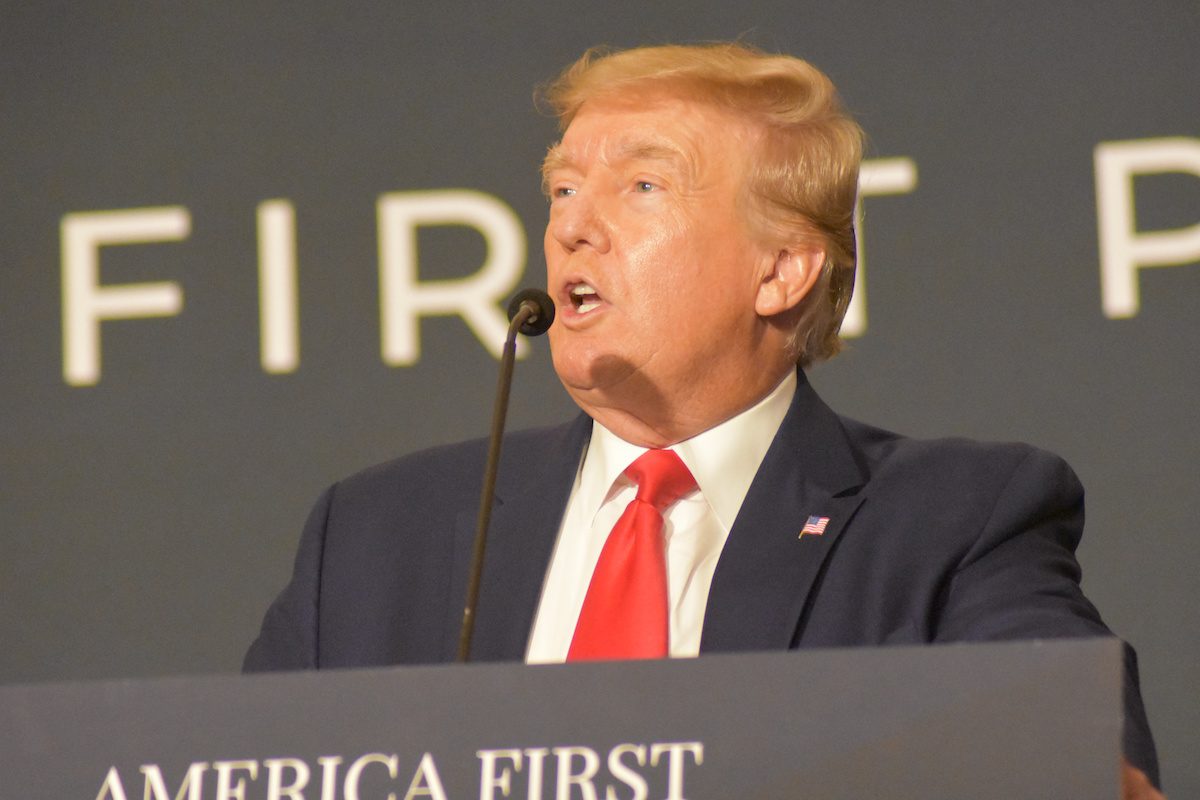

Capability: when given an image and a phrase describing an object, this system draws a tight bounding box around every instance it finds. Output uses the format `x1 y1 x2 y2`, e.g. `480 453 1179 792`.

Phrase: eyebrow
541 145 571 195
616 141 697 190
619 142 689 168
540 139 694 195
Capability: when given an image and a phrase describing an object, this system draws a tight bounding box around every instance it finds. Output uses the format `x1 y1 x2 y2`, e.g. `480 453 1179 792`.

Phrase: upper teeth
571 284 600 312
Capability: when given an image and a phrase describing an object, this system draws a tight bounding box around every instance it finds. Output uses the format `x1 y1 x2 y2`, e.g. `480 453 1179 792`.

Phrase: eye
551 186 576 200
634 180 658 193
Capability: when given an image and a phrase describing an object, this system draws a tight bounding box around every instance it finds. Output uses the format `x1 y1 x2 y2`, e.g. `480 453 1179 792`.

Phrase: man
246 43 1162 795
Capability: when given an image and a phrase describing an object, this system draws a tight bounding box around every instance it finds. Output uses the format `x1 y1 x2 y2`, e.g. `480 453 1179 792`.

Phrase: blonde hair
539 43 863 366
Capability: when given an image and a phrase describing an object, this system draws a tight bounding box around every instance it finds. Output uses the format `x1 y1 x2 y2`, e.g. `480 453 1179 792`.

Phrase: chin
550 352 602 394
550 346 637 396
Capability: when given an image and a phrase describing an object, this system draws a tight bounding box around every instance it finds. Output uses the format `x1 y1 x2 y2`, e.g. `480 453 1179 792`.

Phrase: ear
754 247 825 317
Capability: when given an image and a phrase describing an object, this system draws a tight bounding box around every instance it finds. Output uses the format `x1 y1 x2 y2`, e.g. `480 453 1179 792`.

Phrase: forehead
545 92 759 173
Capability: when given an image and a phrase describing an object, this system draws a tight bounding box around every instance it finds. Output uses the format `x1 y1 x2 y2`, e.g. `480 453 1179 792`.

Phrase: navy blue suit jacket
245 370 1158 783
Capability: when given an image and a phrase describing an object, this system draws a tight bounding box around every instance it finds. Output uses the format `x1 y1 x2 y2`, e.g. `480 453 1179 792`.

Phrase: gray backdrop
2 3 1196 795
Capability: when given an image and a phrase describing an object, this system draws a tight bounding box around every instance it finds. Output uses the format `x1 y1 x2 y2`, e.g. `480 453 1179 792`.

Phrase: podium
1 638 1121 798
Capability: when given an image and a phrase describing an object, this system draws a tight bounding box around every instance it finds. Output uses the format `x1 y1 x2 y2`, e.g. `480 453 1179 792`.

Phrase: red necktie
567 449 697 661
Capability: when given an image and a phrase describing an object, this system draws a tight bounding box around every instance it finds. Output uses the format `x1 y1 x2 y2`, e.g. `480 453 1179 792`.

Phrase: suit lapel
701 371 868 653
456 414 592 662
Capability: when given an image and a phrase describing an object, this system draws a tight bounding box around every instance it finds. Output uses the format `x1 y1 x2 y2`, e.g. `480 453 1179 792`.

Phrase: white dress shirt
525 371 797 663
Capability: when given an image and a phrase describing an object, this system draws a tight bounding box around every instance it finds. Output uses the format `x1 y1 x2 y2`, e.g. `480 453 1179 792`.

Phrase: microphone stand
457 293 552 662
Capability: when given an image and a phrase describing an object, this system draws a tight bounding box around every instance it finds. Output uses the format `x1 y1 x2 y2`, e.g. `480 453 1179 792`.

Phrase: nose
547 191 611 254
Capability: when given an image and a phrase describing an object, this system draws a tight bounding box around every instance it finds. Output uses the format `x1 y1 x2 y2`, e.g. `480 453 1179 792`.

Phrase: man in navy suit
246 43 1161 796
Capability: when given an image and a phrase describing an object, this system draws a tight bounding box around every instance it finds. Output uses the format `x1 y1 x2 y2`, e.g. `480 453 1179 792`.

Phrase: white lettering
214 760 259 800
60 206 190 385
318 756 343 800
478 748 523 799
378 189 526 365
401 752 448 800
604 744 647 800
257 199 300 373
345 753 398 800
648 743 702 800
845 157 919 337
95 767 129 800
141 762 208 800
552 746 599 800
1095 136 1200 317
524 748 549 800
265 757 311 800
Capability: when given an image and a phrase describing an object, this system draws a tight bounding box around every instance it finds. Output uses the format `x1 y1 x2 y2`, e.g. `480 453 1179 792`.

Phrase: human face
543 91 786 443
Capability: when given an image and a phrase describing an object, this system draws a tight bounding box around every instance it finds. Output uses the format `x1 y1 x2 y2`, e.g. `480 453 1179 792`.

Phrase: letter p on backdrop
1095 136 1200 318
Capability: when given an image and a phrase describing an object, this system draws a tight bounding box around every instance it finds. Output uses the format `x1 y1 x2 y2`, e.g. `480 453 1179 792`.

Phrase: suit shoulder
331 417 585 504
836 415 1078 491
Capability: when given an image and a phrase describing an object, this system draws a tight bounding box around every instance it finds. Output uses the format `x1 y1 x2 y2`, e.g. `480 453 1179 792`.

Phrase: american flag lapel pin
799 515 830 539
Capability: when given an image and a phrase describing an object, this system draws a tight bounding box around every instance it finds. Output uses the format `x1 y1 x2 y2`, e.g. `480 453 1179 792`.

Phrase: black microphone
458 288 555 662
507 288 555 336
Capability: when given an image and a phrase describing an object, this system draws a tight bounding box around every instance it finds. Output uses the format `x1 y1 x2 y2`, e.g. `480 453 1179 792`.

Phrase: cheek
619 214 690 284
543 226 563 266
701 217 766 290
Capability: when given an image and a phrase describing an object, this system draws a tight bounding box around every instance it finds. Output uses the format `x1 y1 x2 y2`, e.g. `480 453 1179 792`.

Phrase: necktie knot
625 449 696 511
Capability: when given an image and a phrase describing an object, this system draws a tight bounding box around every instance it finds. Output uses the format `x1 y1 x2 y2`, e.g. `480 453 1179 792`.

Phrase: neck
568 364 795 448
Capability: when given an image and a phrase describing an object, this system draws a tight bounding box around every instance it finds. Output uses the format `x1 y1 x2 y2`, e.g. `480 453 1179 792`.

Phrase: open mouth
569 283 602 314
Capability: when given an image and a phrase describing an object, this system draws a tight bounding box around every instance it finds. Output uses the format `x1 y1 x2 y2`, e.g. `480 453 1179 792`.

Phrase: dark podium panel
1 639 1121 799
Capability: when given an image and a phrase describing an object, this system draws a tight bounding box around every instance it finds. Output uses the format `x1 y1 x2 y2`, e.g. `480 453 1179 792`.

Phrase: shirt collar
581 370 797 532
